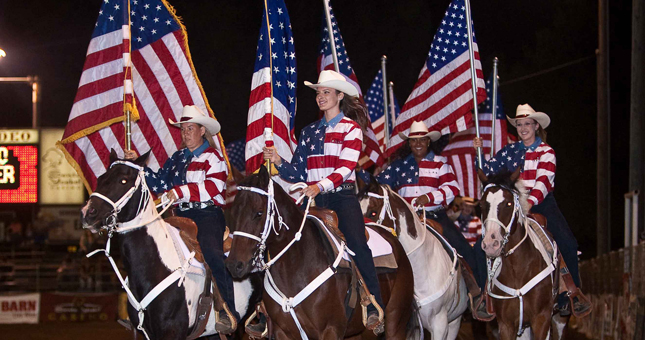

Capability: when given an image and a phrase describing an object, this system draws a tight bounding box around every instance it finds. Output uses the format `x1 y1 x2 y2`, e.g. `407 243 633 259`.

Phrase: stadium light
0 48 5 58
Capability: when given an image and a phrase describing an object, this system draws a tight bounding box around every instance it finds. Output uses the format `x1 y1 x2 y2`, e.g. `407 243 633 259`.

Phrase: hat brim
169 116 221 135
304 79 359 98
507 112 550 129
398 130 441 142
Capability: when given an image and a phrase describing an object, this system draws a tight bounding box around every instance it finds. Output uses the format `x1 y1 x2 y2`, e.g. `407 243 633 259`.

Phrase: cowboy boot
210 276 237 334
245 303 268 339
557 255 591 318
459 257 495 321
470 291 495 322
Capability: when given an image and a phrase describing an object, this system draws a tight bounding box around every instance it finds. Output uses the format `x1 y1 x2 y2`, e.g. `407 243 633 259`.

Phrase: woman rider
373 120 493 320
124 105 238 333
473 103 591 316
263 70 384 333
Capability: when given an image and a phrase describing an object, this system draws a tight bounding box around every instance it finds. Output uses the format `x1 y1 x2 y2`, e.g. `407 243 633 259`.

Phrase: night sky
0 0 634 258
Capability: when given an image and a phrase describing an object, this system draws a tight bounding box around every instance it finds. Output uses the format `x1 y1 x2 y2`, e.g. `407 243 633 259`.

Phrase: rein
235 179 353 340
482 183 557 336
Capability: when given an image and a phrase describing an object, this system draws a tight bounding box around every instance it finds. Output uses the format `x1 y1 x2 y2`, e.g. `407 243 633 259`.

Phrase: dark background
0 0 633 258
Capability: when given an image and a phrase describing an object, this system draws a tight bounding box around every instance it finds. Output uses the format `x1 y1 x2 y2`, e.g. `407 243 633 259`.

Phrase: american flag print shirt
455 215 482 246
480 138 556 206
376 153 461 210
277 114 362 192
144 142 228 206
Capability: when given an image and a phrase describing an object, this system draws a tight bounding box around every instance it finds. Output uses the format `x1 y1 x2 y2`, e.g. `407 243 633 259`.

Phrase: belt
323 183 355 194
177 200 215 211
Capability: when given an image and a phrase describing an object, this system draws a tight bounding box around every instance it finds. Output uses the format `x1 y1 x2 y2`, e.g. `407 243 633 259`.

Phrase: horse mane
484 169 530 218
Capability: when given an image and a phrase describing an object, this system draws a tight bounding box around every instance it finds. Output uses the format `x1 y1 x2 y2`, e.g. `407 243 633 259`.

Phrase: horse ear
477 168 488 184
510 166 522 183
258 164 269 185
109 149 119 164
135 151 150 167
356 173 367 192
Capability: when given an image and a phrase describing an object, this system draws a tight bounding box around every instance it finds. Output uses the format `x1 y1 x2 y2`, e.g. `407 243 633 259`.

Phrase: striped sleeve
527 146 556 206
427 160 461 206
318 123 363 191
174 149 228 205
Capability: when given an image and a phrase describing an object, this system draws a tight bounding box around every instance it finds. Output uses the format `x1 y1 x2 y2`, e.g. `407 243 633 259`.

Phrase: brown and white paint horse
358 179 468 340
479 168 568 339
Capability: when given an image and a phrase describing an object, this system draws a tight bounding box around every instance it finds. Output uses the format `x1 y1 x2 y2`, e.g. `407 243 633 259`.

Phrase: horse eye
507 202 512 207
121 179 127 184
254 211 263 219
370 211 377 217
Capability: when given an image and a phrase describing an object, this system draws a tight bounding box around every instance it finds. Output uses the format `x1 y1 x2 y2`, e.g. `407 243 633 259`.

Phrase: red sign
0 145 38 203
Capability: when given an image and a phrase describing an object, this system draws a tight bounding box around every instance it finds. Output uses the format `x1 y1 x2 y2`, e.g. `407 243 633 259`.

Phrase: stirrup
361 294 384 335
215 305 237 335
244 309 268 339
469 292 495 322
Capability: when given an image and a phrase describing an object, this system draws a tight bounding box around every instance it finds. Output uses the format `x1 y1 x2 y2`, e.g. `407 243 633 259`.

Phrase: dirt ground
0 319 591 340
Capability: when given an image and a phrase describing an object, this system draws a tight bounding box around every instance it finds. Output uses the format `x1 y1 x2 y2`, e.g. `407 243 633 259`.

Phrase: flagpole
464 0 482 168
490 57 499 158
388 81 396 132
263 0 276 172
381 55 390 147
124 0 132 151
322 0 340 72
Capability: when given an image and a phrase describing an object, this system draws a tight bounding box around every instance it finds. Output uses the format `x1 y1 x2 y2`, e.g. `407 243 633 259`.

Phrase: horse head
358 176 422 248
478 167 530 258
225 165 296 279
80 149 150 233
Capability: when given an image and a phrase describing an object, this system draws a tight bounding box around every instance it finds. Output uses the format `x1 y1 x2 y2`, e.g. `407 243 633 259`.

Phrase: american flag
317 4 385 168
387 0 486 158
225 139 246 208
57 0 227 191
443 72 507 199
365 69 401 152
245 0 297 176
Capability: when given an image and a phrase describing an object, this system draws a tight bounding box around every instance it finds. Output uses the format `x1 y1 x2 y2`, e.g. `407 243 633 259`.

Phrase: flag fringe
55 141 93 194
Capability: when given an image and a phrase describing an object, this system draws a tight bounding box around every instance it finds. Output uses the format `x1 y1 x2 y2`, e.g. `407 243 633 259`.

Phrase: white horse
359 182 468 340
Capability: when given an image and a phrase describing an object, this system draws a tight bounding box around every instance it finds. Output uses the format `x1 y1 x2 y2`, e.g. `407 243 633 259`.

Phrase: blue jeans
176 206 239 320
314 189 384 310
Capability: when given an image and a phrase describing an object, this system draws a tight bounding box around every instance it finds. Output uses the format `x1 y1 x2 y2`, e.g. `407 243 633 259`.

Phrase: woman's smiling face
316 87 343 112
515 117 539 143
409 137 430 159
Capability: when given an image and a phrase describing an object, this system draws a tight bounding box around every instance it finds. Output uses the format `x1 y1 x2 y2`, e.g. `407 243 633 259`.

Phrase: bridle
366 185 397 226
481 183 528 257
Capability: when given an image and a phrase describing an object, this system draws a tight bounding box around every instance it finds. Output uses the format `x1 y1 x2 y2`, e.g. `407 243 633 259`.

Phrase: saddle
308 207 370 242
164 216 204 263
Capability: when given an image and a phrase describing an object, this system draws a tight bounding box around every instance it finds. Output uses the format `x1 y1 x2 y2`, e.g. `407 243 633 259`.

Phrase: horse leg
429 311 449 340
445 316 462 340
497 320 518 340
550 313 569 340
530 311 553 340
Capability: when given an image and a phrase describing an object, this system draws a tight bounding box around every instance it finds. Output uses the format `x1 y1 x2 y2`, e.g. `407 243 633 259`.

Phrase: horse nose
225 260 245 279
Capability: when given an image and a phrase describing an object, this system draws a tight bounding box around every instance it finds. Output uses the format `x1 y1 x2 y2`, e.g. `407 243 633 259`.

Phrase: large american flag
57 0 227 191
387 0 486 158
443 72 507 199
365 69 401 152
245 0 297 176
224 138 246 208
317 4 385 168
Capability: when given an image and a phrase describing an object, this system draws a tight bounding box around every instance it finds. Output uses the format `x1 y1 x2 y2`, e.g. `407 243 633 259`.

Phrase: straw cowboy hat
507 104 551 129
169 105 221 135
304 70 359 98
398 121 441 142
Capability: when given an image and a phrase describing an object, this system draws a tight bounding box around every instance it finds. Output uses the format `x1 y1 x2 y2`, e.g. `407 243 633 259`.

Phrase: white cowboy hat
507 104 551 129
304 70 359 98
397 121 441 142
169 105 221 135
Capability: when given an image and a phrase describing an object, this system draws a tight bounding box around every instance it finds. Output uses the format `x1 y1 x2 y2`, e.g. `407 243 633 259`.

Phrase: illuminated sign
0 129 38 203
40 129 85 205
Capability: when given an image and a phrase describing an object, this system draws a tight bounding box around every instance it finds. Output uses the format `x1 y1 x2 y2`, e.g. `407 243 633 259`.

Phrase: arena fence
576 243 645 340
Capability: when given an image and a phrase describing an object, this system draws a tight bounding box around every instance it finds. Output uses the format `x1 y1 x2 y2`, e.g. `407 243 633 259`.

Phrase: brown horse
479 168 568 339
224 166 414 339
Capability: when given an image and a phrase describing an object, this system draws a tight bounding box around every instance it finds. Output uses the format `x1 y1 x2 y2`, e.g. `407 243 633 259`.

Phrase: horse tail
405 302 424 340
